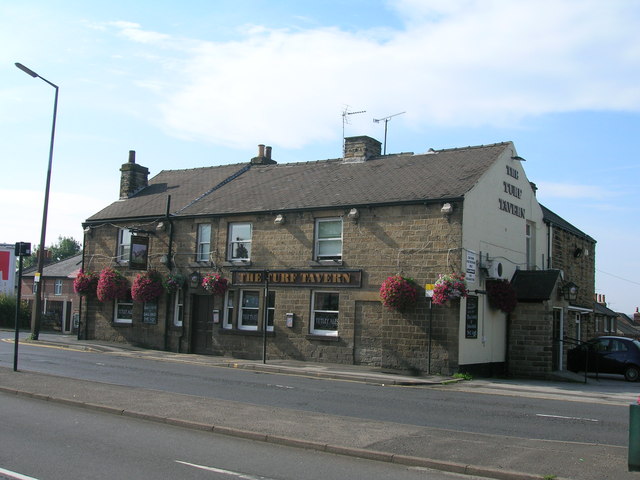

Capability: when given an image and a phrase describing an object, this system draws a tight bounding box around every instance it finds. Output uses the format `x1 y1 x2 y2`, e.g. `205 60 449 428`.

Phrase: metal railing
557 335 599 383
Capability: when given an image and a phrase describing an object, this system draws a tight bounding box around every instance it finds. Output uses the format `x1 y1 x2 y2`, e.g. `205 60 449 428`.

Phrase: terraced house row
79 136 596 377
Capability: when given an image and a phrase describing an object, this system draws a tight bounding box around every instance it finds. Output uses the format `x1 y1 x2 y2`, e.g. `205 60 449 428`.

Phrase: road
0 392 489 480
0 331 630 448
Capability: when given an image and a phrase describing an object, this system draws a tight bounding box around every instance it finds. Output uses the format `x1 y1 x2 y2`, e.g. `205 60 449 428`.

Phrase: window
117 228 132 263
315 218 342 261
525 221 535 269
238 290 260 330
196 224 211 262
267 291 276 332
228 223 252 261
54 279 63 295
173 288 184 327
223 290 235 329
311 291 339 336
114 299 133 324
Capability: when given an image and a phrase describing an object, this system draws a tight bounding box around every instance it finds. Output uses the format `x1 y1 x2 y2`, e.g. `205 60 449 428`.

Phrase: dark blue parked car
567 336 640 382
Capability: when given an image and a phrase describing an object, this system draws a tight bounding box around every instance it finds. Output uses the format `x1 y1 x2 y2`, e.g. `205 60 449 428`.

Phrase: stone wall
83 201 465 374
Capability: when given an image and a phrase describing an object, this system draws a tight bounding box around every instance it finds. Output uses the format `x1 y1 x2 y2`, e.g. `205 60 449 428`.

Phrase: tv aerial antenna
373 111 406 155
342 106 366 156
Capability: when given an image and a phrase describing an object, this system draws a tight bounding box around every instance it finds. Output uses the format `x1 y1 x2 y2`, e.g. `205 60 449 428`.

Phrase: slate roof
22 253 83 279
511 269 562 302
86 142 512 223
541 205 595 243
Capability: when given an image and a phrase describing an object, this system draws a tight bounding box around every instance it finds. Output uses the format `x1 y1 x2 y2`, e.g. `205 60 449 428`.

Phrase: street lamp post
15 62 59 340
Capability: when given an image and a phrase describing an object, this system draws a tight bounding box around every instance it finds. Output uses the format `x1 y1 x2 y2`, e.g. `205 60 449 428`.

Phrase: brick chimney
119 150 149 199
251 144 277 165
634 308 640 325
343 136 382 163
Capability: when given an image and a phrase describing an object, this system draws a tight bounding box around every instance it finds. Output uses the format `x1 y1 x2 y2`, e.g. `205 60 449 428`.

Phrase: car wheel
625 365 640 382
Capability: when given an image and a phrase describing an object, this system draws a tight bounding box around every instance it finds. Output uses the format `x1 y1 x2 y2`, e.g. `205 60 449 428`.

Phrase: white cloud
536 182 610 200
99 0 640 150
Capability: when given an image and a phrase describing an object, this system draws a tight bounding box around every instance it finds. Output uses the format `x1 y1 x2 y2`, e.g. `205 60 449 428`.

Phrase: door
354 301 382 366
192 294 215 354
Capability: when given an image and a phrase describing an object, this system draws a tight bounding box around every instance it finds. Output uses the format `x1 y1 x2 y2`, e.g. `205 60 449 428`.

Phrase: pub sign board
129 235 149 270
232 270 362 288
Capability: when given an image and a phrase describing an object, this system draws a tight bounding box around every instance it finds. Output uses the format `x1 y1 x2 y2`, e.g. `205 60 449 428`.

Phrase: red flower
486 279 517 313
432 273 468 305
73 270 98 297
97 268 129 302
131 270 165 302
379 275 418 311
202 273 229 295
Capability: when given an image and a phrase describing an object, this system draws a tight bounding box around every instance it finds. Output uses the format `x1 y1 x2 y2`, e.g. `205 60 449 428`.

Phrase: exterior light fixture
15 62 59 340
274 214 286 225
189 271 200 289
156 221 166 232
347 208 359 220
441 203 453 215
561 282 579 302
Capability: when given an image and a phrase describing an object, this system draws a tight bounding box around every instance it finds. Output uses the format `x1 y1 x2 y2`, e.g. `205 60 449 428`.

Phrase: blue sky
1 0 639 314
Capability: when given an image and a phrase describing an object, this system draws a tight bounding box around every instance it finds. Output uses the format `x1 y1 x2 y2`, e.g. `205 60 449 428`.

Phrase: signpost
14 242 31 371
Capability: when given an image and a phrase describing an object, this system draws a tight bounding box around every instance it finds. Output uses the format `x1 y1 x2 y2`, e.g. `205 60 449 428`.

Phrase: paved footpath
2 334 639 480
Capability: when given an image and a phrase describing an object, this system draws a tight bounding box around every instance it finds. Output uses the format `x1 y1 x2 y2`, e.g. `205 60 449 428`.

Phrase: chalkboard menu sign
465 295 478 338
143 302 158 324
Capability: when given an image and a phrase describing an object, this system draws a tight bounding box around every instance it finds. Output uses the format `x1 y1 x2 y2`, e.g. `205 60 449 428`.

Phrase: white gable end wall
459 144 544 368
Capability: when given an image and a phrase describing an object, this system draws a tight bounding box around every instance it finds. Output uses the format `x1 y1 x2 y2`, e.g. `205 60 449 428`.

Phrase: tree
22 236 82 269
49 236 81 261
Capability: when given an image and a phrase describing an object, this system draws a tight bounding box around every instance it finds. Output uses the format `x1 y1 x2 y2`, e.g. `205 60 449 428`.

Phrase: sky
1 0 639 314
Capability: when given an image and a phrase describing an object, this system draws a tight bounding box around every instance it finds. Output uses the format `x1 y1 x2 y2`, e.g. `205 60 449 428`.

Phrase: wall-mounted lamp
274 214 286 225
347 208 359 220
189 271 201 289
441 203 453 215
561 281 579 302
156 221 166 232
83 226 92 236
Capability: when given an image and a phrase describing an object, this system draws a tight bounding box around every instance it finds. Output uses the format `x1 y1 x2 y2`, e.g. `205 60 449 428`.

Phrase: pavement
2 332 640 480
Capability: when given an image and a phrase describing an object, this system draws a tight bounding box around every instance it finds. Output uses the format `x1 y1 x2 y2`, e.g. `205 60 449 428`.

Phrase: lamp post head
15 62 39 78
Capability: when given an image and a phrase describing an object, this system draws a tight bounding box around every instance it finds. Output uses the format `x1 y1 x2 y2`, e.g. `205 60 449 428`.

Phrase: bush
0 294 31 329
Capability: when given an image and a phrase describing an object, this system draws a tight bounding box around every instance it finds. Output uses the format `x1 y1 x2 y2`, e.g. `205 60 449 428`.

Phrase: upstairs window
117 228 132 263
196 224 211 262
525 221 535 269
228 222 252 261
54 279 63 295
315 218 342 261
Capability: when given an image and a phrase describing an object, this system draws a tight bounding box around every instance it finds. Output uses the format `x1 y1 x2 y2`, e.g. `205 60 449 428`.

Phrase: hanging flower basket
486 279 517 313
97 267 130 302
73 270 99 297
202 272 229 295
163 272 186 294
379 274 418 311
131 270 165 302
432 272 468 305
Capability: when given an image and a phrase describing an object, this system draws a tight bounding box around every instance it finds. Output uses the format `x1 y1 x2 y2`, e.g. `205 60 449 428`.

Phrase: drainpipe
163 196 173 352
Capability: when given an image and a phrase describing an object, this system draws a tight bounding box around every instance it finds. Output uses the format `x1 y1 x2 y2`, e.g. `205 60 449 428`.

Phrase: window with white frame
267 291 276 332
173 288 184 327
117 228 132 263
223 290 235 329
228 223 252 261
114 299 133 325
238 290 260 330
315 218 342 261
196 224 211 262
525 221 535 269
311 291 339 336
54 279 63 295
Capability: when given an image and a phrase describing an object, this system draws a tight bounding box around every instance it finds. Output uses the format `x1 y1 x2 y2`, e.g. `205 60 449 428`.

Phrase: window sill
221 260 252 267
219 329 275 337
308 260 343 267
188 261 213 268
306 334 340 342
113 321 132 327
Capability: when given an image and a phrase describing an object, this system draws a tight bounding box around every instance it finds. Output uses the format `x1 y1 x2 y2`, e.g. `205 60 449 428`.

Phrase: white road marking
0 467 41 480
536 413 599 422
175 460 275 479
